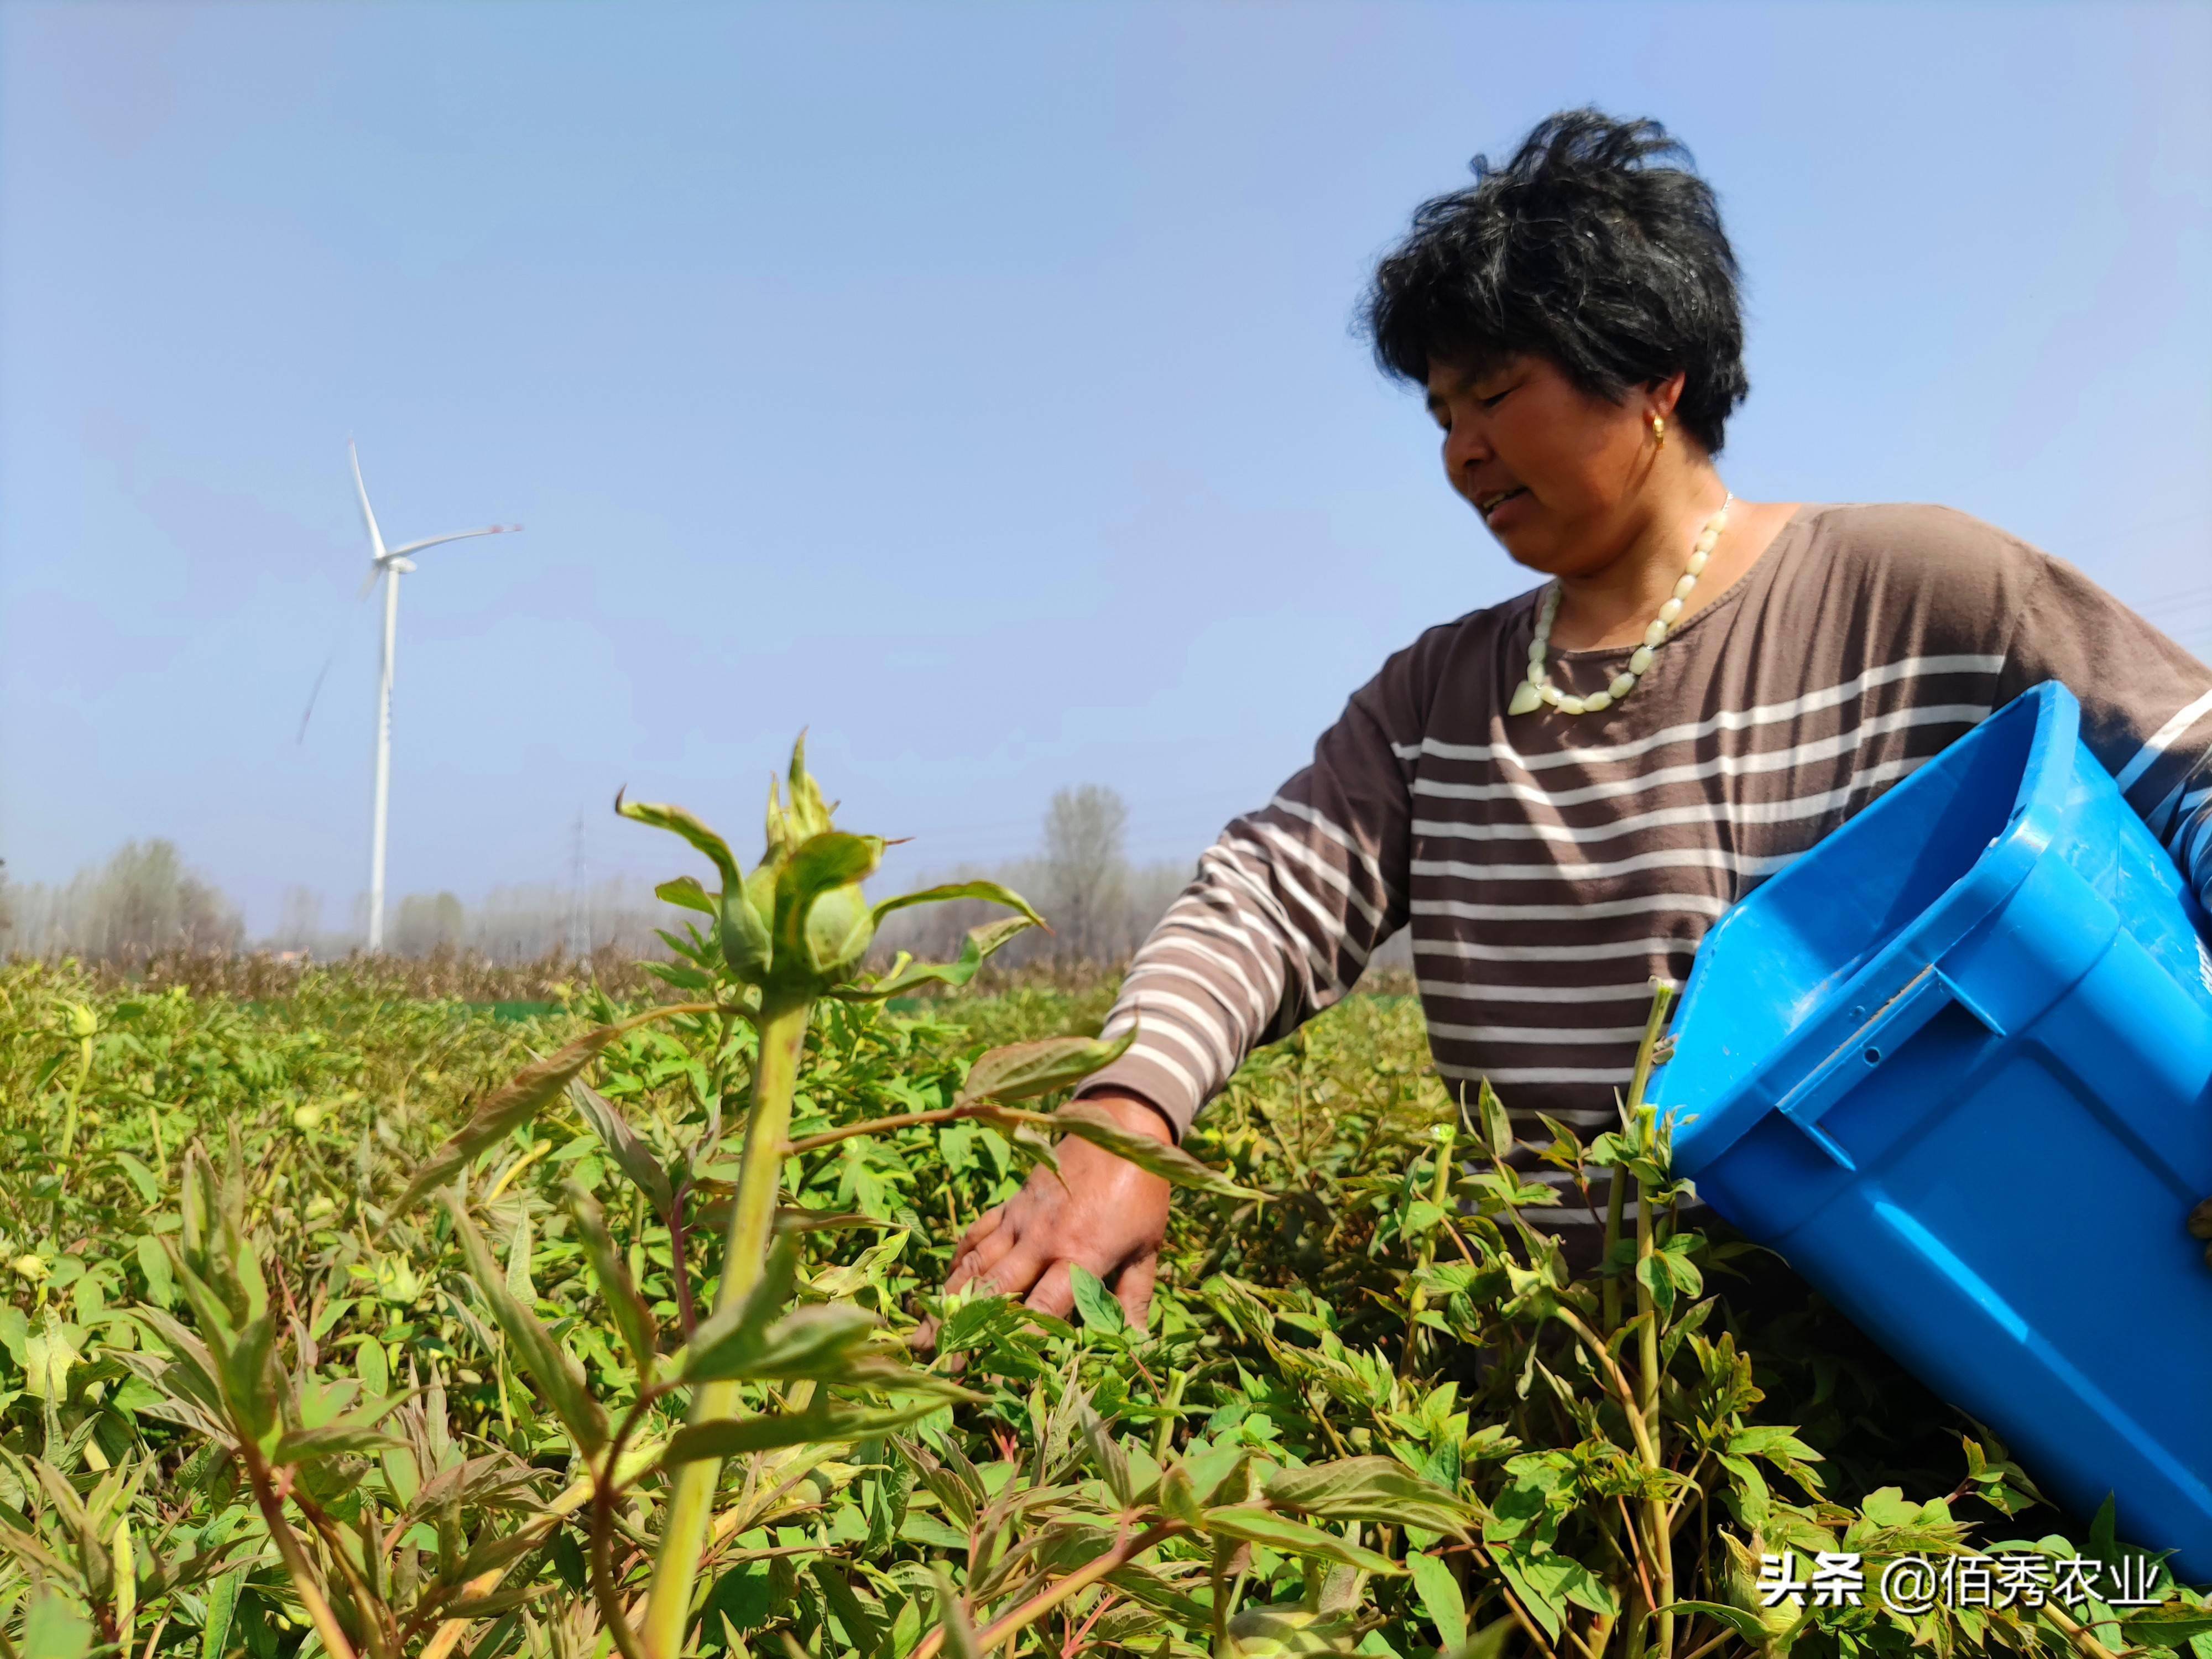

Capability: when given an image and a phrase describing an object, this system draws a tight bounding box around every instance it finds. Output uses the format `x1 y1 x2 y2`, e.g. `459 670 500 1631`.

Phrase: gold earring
1650 414 1667 448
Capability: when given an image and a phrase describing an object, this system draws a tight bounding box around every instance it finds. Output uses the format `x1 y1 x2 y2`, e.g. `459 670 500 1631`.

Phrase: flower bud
11 1255 48 1282
804 882 875 979
67 1003 97 1039
718 883 774 984
1718 1532 1806 1639
292 1103 324 1131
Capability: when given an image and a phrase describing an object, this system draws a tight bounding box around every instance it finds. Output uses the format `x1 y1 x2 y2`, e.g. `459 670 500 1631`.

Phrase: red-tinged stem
909 1521 1186 1659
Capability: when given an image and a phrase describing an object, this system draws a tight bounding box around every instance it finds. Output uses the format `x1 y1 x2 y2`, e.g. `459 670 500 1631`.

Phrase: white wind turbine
347 441 520 951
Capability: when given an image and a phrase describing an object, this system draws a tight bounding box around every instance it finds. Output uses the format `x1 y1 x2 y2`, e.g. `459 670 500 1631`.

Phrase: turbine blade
349 440 388 560
357 564 381 602
296 653 336 744
385 524 521 558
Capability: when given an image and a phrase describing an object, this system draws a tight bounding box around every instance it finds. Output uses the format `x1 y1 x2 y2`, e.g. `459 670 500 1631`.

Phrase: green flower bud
66 1003 97 1039
291 1103 324 1131
784 734 834 841
11 1255 48 1282
718 884 774 984
803 881 875 979
1719 1532 1807 1640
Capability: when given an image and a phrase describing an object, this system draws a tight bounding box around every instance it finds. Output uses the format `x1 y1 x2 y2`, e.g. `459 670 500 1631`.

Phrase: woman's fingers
1023 1259 1078 1320
945 1220 1018 1296
1113 1251 1159 1328
956 1204 1006 1259
968 1232 1048 1301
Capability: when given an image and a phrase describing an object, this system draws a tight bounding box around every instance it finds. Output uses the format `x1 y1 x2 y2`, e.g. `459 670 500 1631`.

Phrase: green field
0 954 2199 1659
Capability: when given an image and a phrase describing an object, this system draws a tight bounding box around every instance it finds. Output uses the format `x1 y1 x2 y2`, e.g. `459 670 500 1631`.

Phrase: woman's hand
936 1091 1174 1329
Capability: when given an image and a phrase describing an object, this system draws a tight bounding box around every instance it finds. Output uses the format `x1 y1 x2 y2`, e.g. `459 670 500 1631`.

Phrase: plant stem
1601 1166 1627 1335
784 1101 987 1155
238 1447 359 1659
1151 1367 1188 1461
639 989 812 1659
1623 982 1676 1659
56 1034 93 1179
910 1521 1186 1659
666 1183 700 1338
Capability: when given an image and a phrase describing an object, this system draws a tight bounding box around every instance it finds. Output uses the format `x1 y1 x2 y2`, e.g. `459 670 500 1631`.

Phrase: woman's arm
935 634 1433 1322
1075 664 1420 1136
1994 551 2212 909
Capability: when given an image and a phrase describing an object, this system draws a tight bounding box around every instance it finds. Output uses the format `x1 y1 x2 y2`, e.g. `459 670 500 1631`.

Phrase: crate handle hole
1863 1046 1882 1064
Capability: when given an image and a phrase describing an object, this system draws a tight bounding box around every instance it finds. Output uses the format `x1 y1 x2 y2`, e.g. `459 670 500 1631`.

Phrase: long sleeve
1993 551 2212 910
1077 639 1430 1136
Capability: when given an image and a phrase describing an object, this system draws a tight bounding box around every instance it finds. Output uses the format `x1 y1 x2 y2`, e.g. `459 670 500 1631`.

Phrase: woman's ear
1645 369 1688 422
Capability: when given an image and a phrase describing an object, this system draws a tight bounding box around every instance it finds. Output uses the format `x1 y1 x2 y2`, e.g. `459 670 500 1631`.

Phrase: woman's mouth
1477 486 1529 523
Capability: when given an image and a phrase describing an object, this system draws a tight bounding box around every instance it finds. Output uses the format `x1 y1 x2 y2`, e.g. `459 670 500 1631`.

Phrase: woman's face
1426 354 1664 577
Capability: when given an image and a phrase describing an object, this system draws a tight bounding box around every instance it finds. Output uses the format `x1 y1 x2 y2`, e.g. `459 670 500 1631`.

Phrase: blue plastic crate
1661 682 2212 1586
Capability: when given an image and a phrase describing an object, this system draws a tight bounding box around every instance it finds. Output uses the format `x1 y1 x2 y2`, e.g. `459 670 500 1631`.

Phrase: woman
943 109 2212 1325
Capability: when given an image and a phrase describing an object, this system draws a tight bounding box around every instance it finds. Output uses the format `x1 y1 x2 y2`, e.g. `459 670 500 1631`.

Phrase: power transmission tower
566 810 591 969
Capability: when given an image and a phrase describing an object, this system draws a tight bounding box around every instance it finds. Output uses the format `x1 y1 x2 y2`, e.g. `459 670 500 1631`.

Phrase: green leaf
1476 1078 1513 1160
23 1588 93 1659
847 916 1034 1000
1409 1551 1469 1651
201 1569 243 1659
563 1181 660 1381
615 792 741 887
1262 1457 1476 1537
134 1234 174 1308
1043 1102 1266 1201
933 1568 982 1659
961 1031 1138 1105
505 1207 535 1303
393 1022 638 1216
112 1151 160 1206
1199 1506 1403 1575
872 879 1045 931
1068 1264 1125 1338
1438 1618 1516 1659
2120 1605 2212 1646
662 1400 943 1465
273 1422 406 1464
686 1300 878 1385
655 875 718 915
810 1562 883 1658
682 1236 800 1379
1664 1601 1781 1645
568 1079 676 1219
441 1193 608 1455
1079 1405 1134 1506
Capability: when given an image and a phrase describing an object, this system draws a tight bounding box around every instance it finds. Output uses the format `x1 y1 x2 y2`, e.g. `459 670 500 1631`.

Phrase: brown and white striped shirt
1082 504 2212 1251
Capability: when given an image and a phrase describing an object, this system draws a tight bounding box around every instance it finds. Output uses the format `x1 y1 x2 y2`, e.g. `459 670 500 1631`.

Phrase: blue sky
3 1 2208 932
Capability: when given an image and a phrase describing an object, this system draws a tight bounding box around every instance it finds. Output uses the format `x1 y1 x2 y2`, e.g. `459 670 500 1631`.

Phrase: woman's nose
1444 420 1491 482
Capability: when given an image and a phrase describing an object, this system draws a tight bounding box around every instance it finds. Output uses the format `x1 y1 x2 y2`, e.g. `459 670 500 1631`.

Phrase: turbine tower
349 441 519 951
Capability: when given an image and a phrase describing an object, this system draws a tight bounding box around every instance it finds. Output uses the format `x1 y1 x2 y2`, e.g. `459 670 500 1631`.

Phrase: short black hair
1363 108 1749 455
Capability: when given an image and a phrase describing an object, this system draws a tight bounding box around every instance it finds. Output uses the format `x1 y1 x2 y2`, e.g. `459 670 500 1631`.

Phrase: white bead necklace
1507 493 1734 717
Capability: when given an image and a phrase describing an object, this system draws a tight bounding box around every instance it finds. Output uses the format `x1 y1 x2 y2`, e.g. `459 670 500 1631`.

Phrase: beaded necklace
1507 492 1733 717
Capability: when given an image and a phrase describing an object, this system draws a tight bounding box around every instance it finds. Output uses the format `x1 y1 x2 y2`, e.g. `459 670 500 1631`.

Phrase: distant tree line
0 842 244 966
0 784 1216 973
